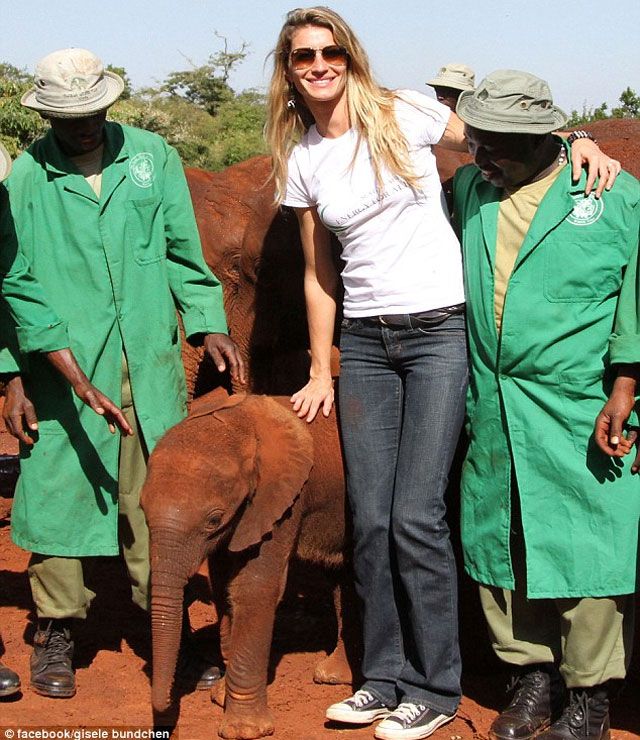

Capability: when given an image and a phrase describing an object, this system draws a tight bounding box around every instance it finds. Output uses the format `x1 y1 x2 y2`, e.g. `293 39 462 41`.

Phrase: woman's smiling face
287 25 348 110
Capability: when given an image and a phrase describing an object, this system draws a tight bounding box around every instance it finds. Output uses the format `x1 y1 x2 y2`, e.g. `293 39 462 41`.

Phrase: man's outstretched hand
3 375 39 445
46 348 132 435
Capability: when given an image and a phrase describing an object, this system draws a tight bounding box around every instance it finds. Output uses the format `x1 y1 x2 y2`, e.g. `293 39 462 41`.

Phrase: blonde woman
266 8 614 739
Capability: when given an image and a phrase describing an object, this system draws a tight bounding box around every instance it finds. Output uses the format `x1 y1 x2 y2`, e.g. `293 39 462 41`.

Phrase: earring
287 84 296 110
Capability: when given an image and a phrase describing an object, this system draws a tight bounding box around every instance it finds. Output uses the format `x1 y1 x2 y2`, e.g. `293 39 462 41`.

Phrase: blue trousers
338 313 468 714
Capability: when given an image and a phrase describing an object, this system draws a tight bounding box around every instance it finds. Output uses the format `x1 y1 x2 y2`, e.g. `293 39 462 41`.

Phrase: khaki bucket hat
0 144 11 182
21 48 124 118
0 142 11 182
456 69 568 134
426 63 475 92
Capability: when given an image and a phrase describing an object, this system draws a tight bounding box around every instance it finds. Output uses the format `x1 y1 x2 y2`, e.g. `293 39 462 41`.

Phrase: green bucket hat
456 69 568 134
0 142 11 182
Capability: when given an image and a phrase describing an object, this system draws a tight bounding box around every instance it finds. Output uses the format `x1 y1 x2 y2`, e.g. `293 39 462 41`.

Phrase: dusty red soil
1 520 639 739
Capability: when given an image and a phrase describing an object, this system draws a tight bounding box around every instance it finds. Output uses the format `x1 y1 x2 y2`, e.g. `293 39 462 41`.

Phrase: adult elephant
182 147 471 399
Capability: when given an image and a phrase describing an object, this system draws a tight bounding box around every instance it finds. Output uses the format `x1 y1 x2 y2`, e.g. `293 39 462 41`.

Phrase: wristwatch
567 130 597 145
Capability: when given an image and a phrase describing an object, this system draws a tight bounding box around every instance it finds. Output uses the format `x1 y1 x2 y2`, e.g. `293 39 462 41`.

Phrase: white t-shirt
283 89 465 317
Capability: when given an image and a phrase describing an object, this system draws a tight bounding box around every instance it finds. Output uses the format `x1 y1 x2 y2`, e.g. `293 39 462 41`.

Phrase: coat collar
39 122 129 207
474 140 587 271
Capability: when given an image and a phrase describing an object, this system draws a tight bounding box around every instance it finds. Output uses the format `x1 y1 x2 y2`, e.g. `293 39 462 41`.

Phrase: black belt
359 303 465 329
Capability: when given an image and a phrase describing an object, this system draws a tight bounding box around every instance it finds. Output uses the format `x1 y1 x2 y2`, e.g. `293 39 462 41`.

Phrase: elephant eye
204 510 224 533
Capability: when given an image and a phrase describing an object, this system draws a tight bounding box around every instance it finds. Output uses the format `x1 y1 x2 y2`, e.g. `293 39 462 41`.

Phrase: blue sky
4 0 639 115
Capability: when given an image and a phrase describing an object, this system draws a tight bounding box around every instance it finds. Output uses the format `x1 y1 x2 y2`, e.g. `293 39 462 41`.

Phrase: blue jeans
338 313 468 714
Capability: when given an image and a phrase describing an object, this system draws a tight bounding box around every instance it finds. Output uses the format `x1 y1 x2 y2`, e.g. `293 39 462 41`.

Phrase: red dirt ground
1 519 639 739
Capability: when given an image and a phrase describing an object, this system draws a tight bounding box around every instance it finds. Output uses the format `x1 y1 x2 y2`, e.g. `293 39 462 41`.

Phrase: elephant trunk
149 538 192 712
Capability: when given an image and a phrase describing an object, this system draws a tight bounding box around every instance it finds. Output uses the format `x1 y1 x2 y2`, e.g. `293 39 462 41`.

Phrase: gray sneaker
374 703 456 739
326 689 392 724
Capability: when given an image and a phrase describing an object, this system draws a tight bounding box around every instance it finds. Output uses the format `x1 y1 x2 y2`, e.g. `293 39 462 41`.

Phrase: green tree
209 89 267 168
611 87 640 118
567 88 640 126
105 64 133 100
0 64 47 156
162 34 249 116
0 41 267 172
0 63 31 85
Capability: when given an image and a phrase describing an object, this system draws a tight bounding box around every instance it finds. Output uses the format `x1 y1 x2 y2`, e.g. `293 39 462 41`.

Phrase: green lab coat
454 151 640 598
0 122 227 556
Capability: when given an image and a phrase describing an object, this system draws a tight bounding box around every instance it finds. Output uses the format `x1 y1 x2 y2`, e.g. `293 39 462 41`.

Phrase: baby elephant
141 388 351 739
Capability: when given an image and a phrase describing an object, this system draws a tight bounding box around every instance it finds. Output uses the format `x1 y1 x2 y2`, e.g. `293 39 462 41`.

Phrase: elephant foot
210 675 226 707
218 708 275 739
313 647 353 685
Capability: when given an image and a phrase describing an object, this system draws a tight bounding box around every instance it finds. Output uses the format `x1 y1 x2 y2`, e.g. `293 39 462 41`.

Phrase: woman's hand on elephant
290 376 334 422
569 138 621 198
204 333 246 386
2 375 38 445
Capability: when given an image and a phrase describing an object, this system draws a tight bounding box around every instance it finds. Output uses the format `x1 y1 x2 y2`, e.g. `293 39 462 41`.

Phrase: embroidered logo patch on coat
567 193 604 226
129 152 155 188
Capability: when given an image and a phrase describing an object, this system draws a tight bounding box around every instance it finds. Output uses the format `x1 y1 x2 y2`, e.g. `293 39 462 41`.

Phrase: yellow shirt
494 163 566 332
70 144 104 197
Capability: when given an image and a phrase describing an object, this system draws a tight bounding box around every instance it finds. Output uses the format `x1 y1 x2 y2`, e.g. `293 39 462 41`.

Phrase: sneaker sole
326 706 391 724
374 711 456 740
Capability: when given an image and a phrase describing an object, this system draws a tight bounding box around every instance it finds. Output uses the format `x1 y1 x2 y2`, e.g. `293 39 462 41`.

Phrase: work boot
175 607 223 691
30 619 76 698
490 664 565 740
0 661 21 697
538 686 610 740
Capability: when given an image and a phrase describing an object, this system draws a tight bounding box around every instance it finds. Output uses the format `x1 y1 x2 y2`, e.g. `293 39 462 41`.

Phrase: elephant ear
228 396 313 552
188 388 247 421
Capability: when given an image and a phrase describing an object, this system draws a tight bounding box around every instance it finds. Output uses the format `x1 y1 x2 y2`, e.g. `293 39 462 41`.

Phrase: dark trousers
338 313 468 714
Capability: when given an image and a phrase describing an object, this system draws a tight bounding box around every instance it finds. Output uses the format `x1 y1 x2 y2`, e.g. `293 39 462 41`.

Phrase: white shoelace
392 703 427 722
350 689 376 707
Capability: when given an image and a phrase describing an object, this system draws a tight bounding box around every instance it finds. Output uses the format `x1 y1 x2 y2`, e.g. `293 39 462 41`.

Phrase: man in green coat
0 140 21 699
0 48 244 698
453 71 640 740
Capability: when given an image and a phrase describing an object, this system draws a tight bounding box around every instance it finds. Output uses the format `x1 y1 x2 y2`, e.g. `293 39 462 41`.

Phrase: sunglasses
288 45 349 71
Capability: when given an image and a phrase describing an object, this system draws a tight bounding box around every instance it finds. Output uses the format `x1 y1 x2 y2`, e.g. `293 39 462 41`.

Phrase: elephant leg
313 567 361 685
218 516 299 740
209 553 232 708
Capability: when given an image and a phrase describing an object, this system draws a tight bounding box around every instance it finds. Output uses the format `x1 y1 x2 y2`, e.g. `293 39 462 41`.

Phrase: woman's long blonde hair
265 6 420 203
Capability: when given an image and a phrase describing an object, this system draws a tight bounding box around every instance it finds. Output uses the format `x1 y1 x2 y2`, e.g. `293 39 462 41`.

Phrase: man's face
47 111 107 156
433 86 460 111
464 125 541 189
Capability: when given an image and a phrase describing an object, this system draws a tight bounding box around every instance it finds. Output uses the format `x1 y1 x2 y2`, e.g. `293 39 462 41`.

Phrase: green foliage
209 89 267 168
0 38 266 171
0 66 47 156
568 88 639 126
161 34 249 116
105 64 132 100
110 91 266 171
0 63 31 85
163 66 233 116
611 87 640 118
